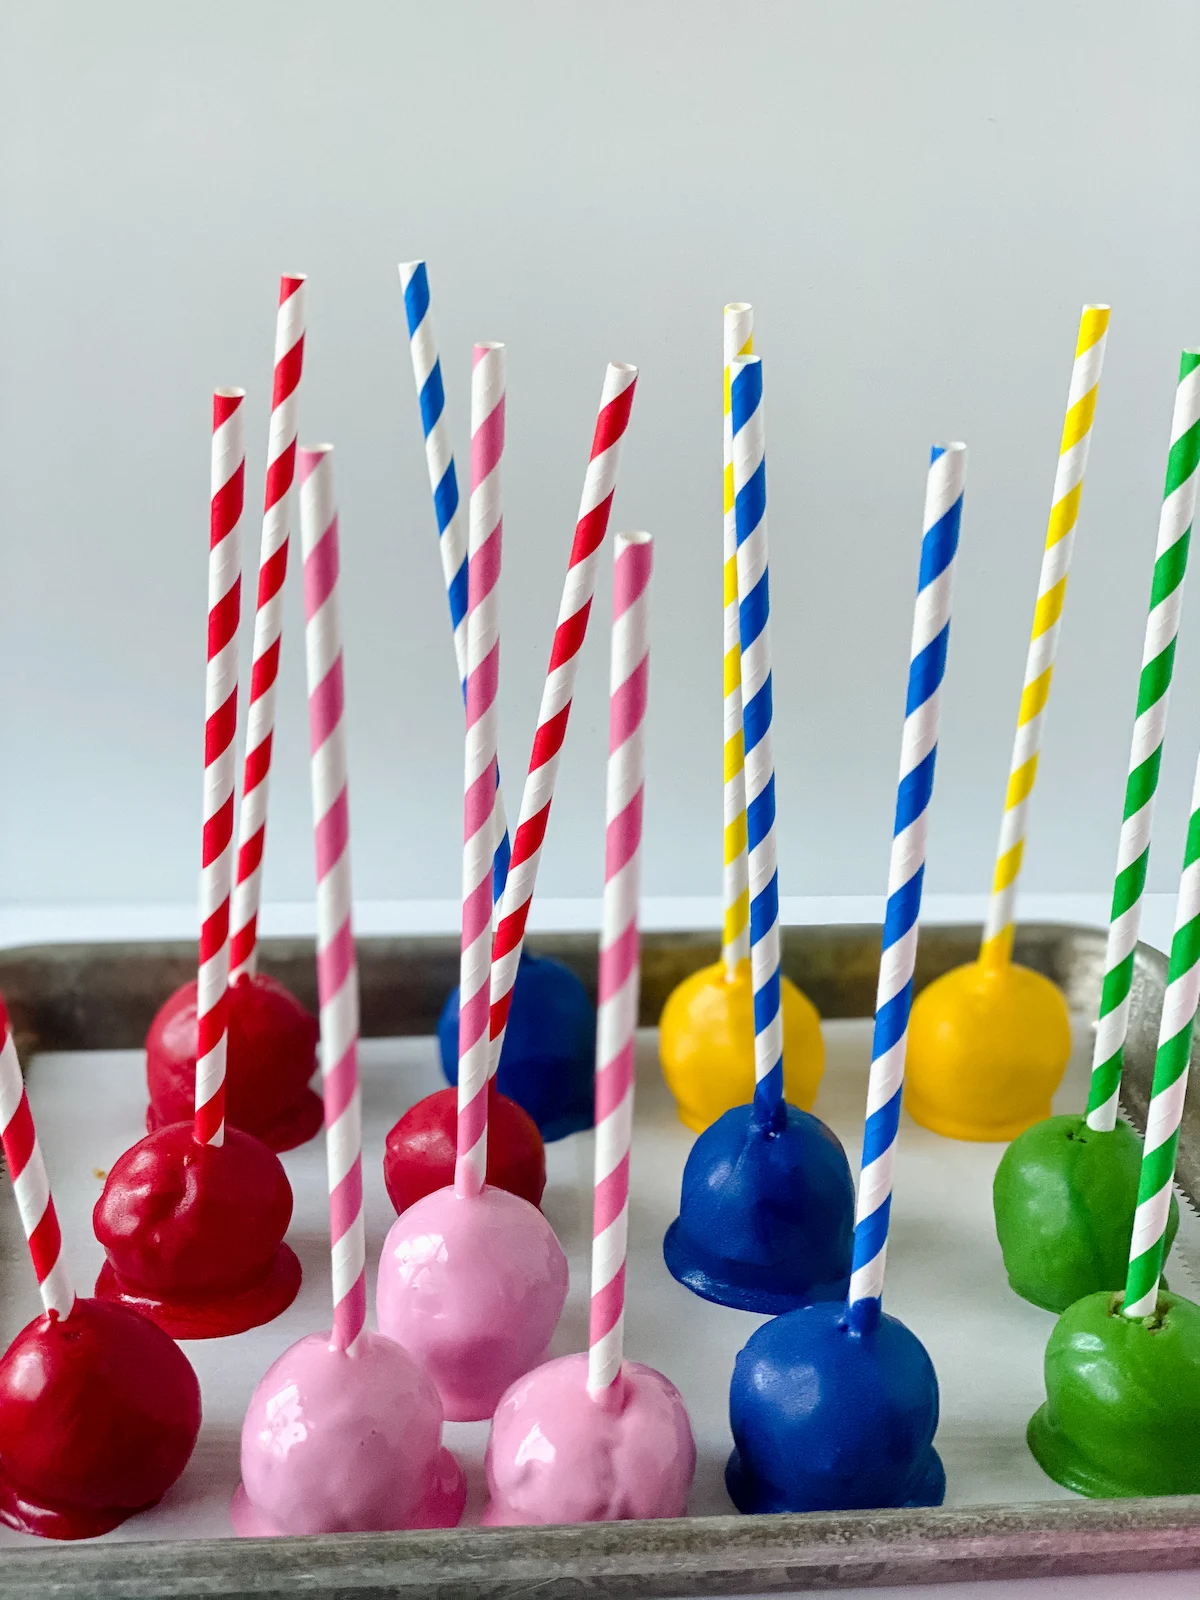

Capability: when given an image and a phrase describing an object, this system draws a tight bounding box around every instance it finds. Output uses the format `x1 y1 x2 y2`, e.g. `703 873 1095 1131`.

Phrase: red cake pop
383 1081 545 1215
95 389 299 1339
0 1011 202 1538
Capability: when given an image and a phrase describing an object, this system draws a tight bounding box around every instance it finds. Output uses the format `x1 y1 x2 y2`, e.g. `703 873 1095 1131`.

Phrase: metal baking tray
1 921 1199 1599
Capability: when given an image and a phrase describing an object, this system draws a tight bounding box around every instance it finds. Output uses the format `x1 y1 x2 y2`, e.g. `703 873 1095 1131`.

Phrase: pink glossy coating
231 1329 464 1536
376 1184 568 1422
483 1352 696 1525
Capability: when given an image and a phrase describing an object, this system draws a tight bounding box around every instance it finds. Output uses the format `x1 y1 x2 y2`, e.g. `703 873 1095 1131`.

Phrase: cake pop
658 303 823 1136
486 529 697 1525
725 444 964 1514
664 355 854 1313
436 951 596 1140
0 1014 202 1539
377 344 568 1422
905 307 1110 1141
235 444 465 1535
993 347 1200 1308
383 1081 546 1215
1030 753 1200 1497
95 388 300 1338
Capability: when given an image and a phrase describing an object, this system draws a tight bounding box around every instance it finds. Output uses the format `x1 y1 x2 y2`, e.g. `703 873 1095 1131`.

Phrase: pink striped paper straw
194 388 245 1148
488 362 638 1071
298 444 365 1355
229 274 307 982
588 531 653 1399
455 342 505 1199
0 1003 76 1321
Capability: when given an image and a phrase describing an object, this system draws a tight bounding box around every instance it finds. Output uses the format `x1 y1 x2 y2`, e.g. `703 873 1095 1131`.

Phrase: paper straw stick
1087 353 1200 1132
455 343 505 1200
731 355 782 1127
229 274 307 982
721 303 753 978
0 1006 75 1321
588 531 653 1398
1123 749 1200 1318
980 306 1110 967
194 389 245 1148
488 362 638 1071
398 261 511 899
298 445 365 1355
847 446 966 1333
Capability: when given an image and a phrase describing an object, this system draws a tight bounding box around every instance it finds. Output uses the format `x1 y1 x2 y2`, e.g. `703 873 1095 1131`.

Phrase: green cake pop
994 350 1200 1312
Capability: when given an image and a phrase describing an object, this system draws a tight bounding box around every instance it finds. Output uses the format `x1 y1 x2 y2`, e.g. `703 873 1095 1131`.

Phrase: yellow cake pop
906 305 1109 1139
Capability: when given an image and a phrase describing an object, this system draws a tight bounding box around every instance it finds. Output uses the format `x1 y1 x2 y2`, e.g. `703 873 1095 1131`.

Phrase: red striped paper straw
194 389 245 1148
298 444 365 1355
455 343 505 1199
488 363 638 1070
229 274 307 982
0 1002 75 1321
588 531 653 1399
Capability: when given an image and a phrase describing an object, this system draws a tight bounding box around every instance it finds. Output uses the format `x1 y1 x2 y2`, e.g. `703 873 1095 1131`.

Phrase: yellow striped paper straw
722 302 754 977
981 304 1111 967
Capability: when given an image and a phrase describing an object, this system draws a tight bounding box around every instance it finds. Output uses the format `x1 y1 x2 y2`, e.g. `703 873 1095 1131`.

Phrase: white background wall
3 1 1200 922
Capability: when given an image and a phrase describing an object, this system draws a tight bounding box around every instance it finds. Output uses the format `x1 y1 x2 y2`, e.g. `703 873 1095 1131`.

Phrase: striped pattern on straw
230 274 307 982
1087 352 1200 1131
848 445 966 1331
1124 749 1200 1318
194 389 245 1148
455 343 505 1199
0 1010 75 1320
722 304 753 977
298 446 365 1354
398 261 510 899
981 306 1110 966
588 531 653 1398
489 362 638 1071
731 355 782 1125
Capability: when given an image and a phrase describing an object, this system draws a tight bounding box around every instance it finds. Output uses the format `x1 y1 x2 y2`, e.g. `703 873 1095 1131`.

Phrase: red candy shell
383 1083 546 1216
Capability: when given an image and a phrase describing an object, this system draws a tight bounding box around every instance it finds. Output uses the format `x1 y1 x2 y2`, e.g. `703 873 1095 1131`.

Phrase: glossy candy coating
376 1184 569 1421
383 1083 545 1217
658 959 824 1133
483 1353 696 1525
93 1122 300 1338
994 1114 1179 1312
1028 1289 1200 1496
905 959 1072 1141
232 1330 464 1535
438 952 595 1141
147 973 322 1152
0 1297 201 1539
663 1102 854 1314
726 1300 944 1513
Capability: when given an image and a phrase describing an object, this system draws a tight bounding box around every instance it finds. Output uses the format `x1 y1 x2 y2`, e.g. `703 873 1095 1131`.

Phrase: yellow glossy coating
658 959 824 1133
904 957 1072 1141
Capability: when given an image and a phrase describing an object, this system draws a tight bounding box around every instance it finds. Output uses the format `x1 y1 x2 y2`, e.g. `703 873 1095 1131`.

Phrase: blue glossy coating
662 1103 854 1314
437 951 595 1142
726 1299 944 1513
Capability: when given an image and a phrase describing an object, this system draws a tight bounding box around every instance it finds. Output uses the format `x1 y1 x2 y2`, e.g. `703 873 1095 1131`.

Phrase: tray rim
0 921 1197 1598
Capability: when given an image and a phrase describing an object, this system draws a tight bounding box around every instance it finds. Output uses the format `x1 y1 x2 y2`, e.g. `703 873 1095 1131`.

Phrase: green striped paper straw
1086 352 1200 1132
1123 750 1200 1318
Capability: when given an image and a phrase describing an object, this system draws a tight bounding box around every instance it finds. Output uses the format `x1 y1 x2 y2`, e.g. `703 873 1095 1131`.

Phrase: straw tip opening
213 386 246 400
724 301 753 314
617 530 653 547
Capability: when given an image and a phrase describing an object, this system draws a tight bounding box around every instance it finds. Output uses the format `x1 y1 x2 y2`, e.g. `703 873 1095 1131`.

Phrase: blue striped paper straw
399 260 511 897
731 356 783 1128
846 443 966 1334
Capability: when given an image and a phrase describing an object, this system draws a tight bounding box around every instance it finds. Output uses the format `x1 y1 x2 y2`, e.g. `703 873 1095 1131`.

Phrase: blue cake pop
437 951 595 1142
722 444 965 1515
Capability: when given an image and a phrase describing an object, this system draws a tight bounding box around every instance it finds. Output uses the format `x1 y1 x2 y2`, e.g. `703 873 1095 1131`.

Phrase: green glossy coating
1028 1288 1200 1497
993 1114 1178 1313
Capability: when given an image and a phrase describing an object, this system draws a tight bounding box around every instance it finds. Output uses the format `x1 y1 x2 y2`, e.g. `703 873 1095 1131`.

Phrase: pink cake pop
234 445 464 1535
0 1008 202 1539
95 390 300 1338
485 531 696 1524
376 343 568 1420
146 279 321 1153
